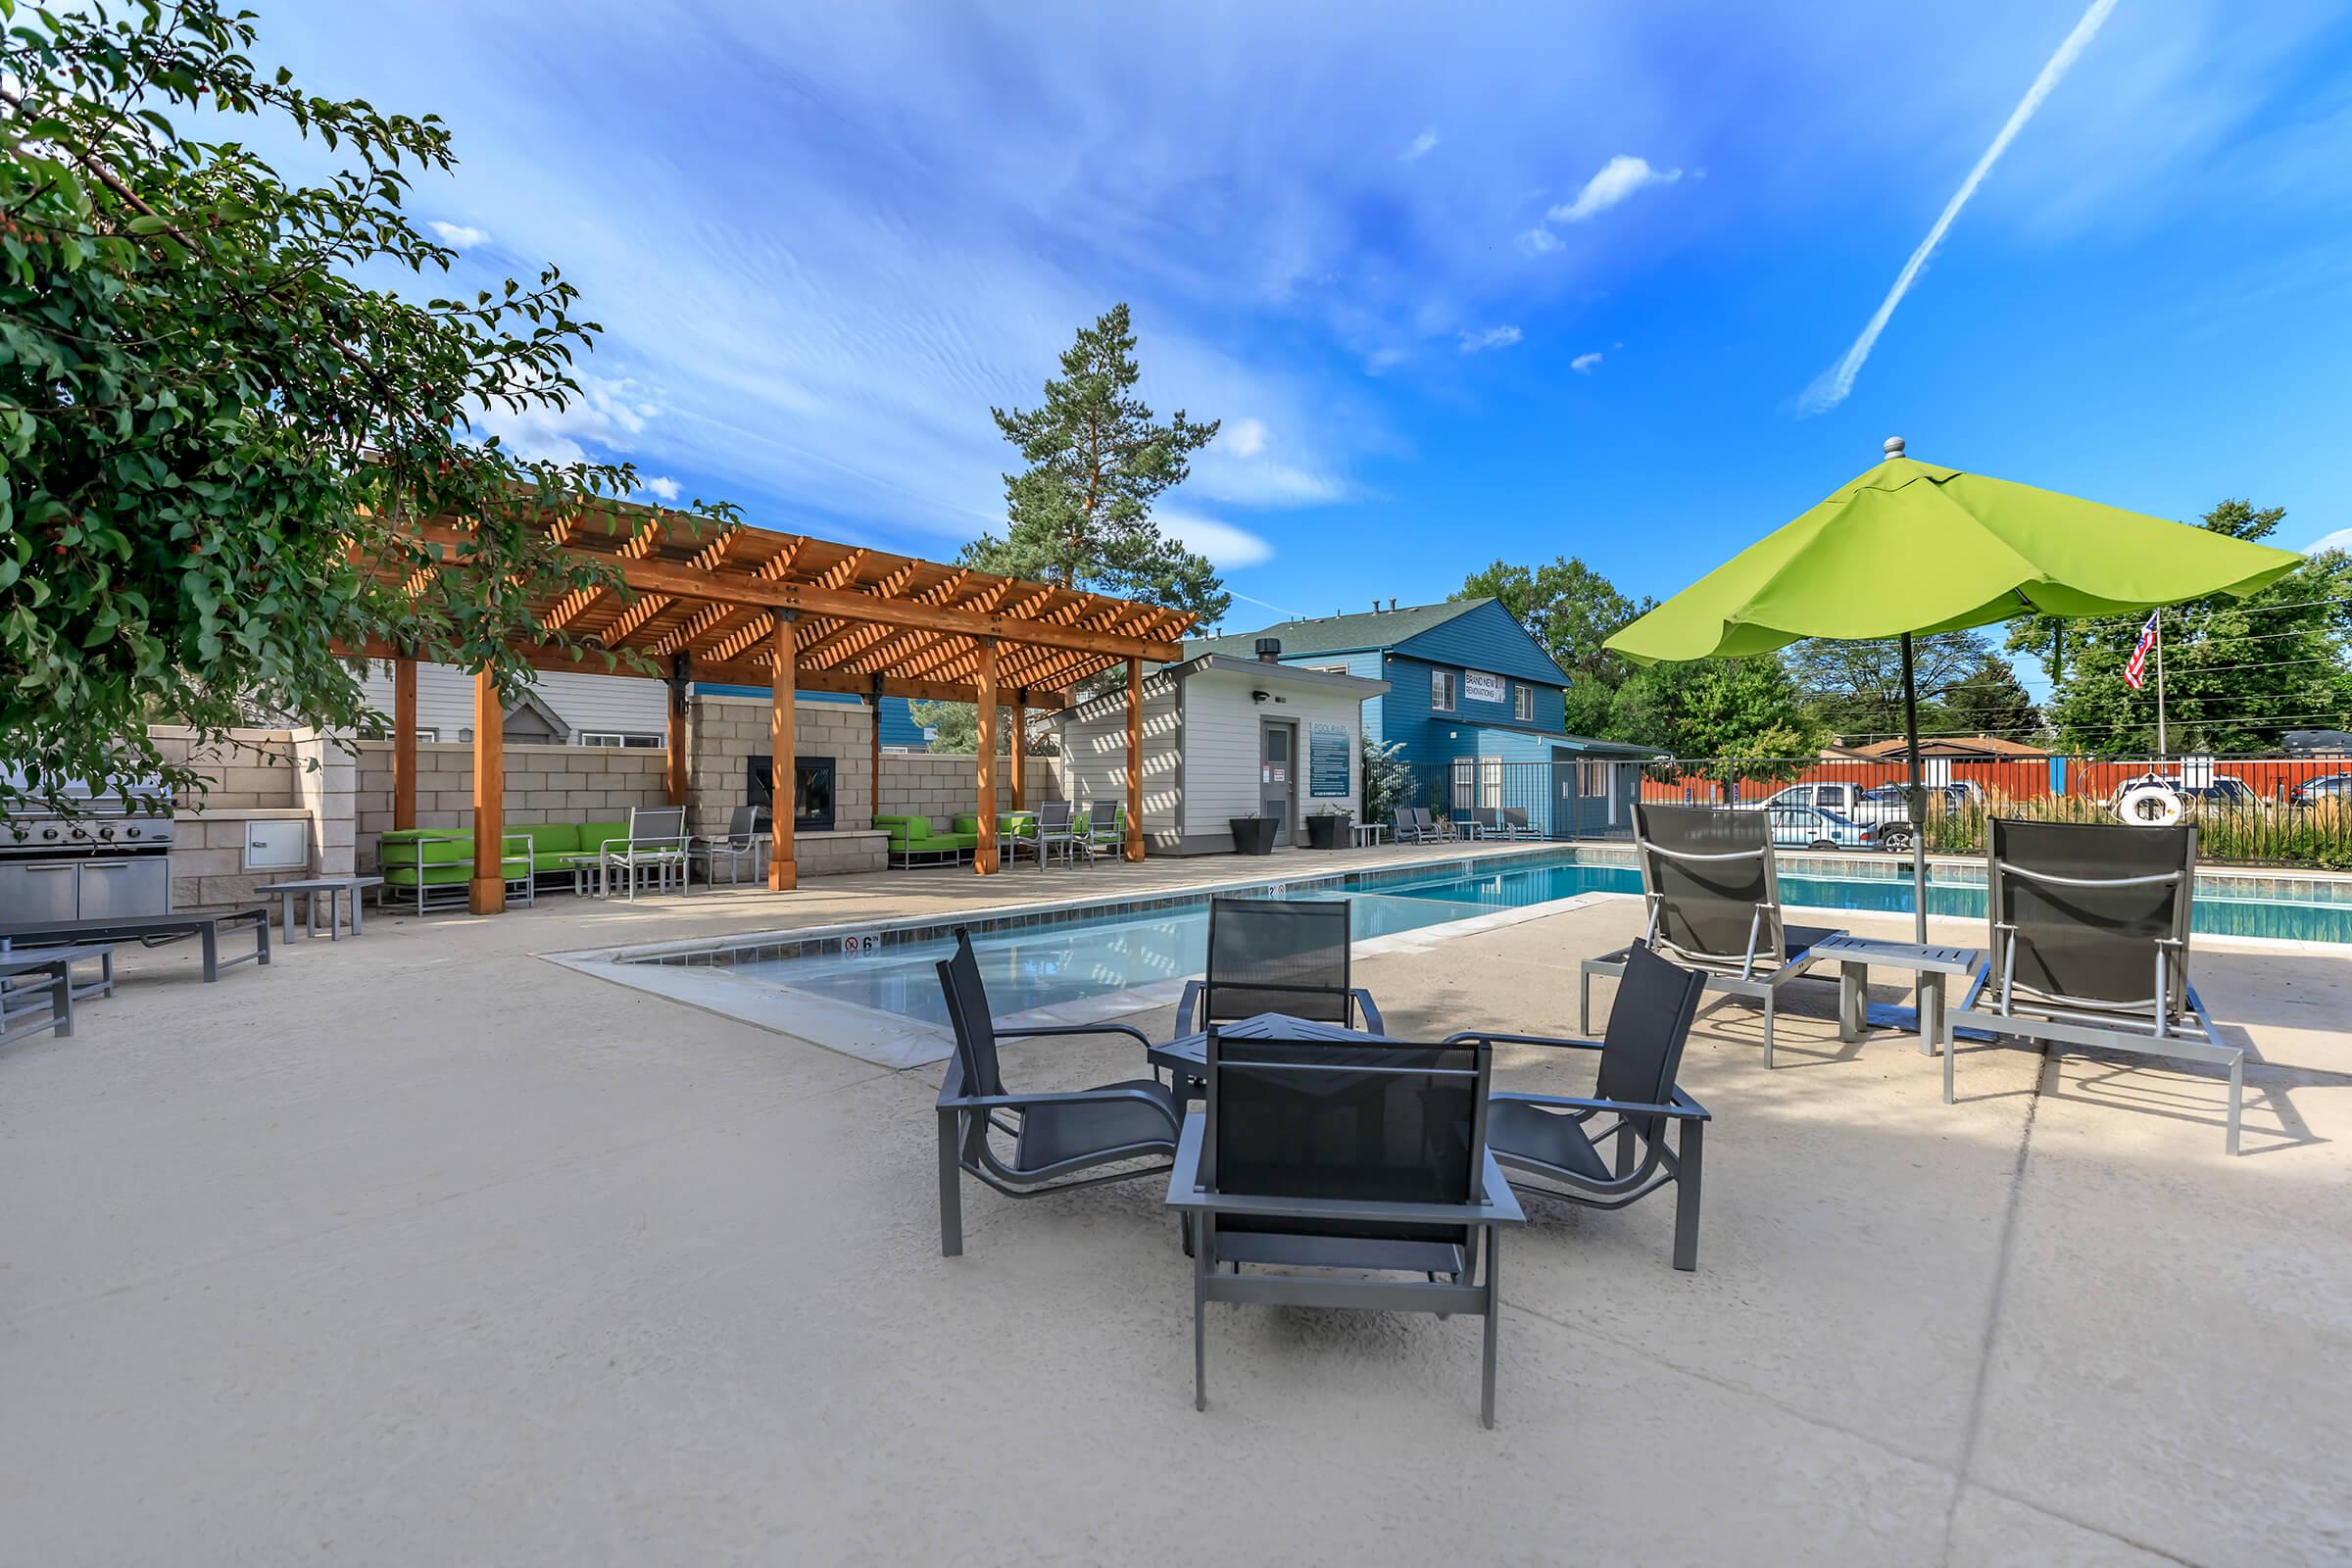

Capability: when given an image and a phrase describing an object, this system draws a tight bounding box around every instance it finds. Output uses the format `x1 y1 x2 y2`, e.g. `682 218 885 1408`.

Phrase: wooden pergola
370 506 1192 912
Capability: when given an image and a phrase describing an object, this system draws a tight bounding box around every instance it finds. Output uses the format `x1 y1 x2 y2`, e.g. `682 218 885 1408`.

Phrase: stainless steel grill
0 776 175 923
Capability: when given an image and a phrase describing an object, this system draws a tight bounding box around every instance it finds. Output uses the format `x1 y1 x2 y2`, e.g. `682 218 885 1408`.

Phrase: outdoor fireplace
746 756 836 832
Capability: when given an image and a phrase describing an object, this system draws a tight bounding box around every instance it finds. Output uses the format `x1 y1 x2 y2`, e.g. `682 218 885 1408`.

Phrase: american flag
2125 611 2159 691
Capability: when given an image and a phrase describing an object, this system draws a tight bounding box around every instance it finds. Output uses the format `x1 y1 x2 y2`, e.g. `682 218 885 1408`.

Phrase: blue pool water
714 852 2352 1027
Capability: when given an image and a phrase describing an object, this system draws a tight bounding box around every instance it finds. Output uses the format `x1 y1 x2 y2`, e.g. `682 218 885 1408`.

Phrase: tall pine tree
962 304 1228 623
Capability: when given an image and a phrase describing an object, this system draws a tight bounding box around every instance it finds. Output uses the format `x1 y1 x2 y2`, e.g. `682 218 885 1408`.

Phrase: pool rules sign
1308 723 1350 797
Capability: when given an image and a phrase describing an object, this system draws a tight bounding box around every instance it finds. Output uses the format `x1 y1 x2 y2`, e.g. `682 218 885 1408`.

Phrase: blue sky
264 1 2352 679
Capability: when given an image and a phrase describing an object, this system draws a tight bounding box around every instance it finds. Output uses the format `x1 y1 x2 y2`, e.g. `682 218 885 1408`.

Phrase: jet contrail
1797 0 2121 416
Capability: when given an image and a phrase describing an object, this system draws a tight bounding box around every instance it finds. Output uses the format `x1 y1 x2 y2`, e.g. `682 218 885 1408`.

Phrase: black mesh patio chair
1175 897 1384 1036
1949 819 2243 1153
1167 1032 1523 1426
1391 806 1431 844
1007 799 1077 870
933 927 1180 1255
1453 940 1713 1270
1581 803 1844 1067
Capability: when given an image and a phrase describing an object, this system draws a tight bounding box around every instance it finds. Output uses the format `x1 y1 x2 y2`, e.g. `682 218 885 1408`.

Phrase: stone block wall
685 695 873 840
169 810 313 910
352 741 671 870
877 752 1063 830
151 725 300 810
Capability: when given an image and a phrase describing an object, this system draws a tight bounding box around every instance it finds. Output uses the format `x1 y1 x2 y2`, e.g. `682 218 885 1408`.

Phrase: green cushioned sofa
874 814 979 868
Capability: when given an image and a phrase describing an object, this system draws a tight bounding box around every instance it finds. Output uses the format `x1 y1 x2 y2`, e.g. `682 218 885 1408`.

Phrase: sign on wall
1461 670 1506 705
1308 722 1350 797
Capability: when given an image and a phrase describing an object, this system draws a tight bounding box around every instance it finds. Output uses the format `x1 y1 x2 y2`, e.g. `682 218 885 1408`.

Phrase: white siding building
1052 654 1388 855
358 662 669 747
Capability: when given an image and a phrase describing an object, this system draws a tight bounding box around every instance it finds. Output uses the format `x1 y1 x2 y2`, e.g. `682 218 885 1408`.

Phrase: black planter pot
1229 816 1280 855
1303 812 1347 850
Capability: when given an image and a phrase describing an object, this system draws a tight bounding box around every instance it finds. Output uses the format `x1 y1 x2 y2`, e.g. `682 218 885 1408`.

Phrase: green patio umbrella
1605 436 2303 943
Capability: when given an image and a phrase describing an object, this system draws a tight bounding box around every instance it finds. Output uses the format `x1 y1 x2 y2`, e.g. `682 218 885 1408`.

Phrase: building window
1308 663 1350 675
1513 685 1533 722
578 732 662 749
1578 760 1609 796
1431 669 1456 712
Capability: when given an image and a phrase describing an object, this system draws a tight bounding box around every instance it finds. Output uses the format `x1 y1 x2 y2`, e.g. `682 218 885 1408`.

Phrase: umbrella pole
1900 631 1928 944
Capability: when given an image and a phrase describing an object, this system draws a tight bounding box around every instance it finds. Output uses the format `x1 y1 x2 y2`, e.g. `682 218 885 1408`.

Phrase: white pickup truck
1739 780 1982 852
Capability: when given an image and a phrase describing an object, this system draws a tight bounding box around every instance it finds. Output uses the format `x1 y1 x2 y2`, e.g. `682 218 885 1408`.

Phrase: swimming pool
640 849 2352 1034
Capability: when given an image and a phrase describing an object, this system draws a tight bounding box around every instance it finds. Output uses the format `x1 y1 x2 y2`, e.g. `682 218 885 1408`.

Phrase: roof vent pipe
1254 637 1283 663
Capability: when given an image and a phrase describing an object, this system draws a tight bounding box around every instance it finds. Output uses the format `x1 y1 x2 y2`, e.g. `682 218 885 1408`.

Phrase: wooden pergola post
469 666 506 914
975 638 1000 875
1125 657 1146 861
391 655 417 832
768 612 797 891
1009 689 1027 811
868 674 885 828
665 653 689 808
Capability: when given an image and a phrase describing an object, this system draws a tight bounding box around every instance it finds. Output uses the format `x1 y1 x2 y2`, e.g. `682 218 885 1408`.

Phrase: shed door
1260 721 1296 846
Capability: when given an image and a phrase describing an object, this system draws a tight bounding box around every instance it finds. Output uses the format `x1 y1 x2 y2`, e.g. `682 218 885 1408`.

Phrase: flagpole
2154 607 2167 757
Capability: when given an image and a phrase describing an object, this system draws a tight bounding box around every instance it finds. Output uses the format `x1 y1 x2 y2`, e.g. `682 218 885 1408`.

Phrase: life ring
2116 783 2183 826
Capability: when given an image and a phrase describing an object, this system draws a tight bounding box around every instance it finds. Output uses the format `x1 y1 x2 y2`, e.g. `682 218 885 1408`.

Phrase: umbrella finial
1884 435 1907 461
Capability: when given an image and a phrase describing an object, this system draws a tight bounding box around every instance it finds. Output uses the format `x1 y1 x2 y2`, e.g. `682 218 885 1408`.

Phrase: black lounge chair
1392 806 1434 844
1174 895 1383 1035
1454 939 1713 1270
1949 819 2243 1153
1166 1030 1523 1426
1582 803 1844 1066
933 927 1181 1255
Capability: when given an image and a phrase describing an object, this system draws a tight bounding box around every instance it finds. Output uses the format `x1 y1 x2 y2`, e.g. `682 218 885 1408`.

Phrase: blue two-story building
1190 598 1652 836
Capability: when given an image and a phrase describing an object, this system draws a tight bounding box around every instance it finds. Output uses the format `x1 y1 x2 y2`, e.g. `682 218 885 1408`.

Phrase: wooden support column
768 613 798 891
868 674 886 828
468 666 506 914
665 654 689 808
1009 690 1027 810
1124 657 1146 862
975 639 1000 875
391 656 417 832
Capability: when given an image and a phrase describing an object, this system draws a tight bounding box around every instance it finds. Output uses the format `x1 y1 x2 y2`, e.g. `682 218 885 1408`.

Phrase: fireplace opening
747 756 836 832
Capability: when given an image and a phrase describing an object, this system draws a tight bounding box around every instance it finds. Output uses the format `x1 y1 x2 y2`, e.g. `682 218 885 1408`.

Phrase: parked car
2108 772 2268 824
1764 805 1874 852
2288 773 2352 808
1743 780 1976 853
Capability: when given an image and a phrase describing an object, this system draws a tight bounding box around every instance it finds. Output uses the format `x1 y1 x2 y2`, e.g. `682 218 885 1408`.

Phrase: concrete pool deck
2 847 2348 1564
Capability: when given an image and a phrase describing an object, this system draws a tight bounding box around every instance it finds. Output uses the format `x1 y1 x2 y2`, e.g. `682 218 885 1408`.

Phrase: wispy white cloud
1515 226 1562 257
1548 155 1682 222
429 220 491 247
1797 0 2120 416
639 474 682 501
2303 527 2352 557
1400 126 1440 162
1224 416 1269 457
1571 351 1602 373
470 372 660 466
1153 506 1274 568
1459 324 1524 354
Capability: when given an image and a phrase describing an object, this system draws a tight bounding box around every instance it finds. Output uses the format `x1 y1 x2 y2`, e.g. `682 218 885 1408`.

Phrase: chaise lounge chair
1948 818 2243 1154
1167 1030 1523 1426
933 927 1181 1255
1453 939 1713 1270
1581 803 1844 1067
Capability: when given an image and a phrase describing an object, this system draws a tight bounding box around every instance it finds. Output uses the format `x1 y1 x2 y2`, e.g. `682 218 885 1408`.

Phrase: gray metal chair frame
1174 897 1384 1039
1168 1031 1523 1427
599 806 691 899
691 805 761 887
1581 803 1843 1067
1453 940 1714 1270
1949 819 2243 1153
933 927 1181 1255
1391 806 1432 844
1076 802 1127 864
1006 799 1077 871
1499 807 1544 841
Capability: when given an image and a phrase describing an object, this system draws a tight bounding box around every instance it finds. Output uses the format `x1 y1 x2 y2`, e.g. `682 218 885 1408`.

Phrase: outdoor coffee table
254 876 386 942
1350 822 1392 848
1802 934 1985 1102
1150 1010 1397 1101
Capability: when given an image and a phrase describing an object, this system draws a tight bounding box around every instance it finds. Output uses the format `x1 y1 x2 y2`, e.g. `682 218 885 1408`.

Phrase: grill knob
124 825 142 840
41 826 60 841
68 826 88 841
97 824 118 841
